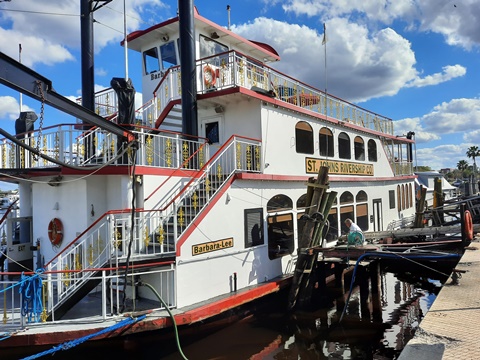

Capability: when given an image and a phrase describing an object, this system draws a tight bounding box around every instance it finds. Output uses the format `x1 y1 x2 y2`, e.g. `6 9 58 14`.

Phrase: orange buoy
464 210 473 241
203 65 216 88
48 218 63 246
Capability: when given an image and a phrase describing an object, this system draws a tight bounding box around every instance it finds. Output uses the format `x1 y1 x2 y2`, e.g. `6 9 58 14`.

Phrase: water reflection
160 271 441 360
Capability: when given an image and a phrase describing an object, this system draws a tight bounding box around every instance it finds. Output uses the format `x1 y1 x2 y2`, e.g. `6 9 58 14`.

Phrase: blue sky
1 0 480 190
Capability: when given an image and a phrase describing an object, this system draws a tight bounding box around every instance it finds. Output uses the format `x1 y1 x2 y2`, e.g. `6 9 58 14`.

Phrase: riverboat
0 2 417 356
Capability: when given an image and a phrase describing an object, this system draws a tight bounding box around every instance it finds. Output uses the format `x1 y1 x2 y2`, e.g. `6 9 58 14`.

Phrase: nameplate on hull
192 238 234 256
305 157 374 176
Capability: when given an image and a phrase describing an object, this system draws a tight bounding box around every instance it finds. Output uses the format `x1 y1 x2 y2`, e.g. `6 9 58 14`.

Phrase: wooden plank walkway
398 237 480 360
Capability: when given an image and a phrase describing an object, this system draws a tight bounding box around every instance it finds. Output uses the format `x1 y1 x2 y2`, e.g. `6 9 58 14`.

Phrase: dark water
14 272 441 360
156 272 439 360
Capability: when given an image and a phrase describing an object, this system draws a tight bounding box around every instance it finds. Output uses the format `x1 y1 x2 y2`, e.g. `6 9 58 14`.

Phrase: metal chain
34 81 45 160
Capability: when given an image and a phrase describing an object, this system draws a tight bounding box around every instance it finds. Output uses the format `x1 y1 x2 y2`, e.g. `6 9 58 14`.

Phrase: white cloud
0 0 169 68
0 96 35 121
405 65 466 88
416 144 467 170
422 98 480 134
234 17 418 102
277 1 480 51
394 117 440 143
463 129 480 144
395 98 480 143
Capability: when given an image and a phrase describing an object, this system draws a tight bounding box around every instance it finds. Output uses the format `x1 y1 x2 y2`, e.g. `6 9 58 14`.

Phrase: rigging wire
0 8 79 17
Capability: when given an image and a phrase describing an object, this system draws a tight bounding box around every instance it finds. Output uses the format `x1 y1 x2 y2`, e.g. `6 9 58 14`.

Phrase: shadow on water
157 270 442 360
14 271 444 360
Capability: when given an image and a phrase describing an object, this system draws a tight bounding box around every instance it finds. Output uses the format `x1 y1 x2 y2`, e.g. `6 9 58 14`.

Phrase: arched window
267 194 293 212
409 184 413 208
267 194 294 260
295 121 313 154
296 194 307 210
354 136 365 161
340 191 354 204
340 191 354 233
368 139 377 162
401 184 406 210
356 191 368 232
338 132 351 159
356 190 368 202
397 185 401 211
319 127 334 157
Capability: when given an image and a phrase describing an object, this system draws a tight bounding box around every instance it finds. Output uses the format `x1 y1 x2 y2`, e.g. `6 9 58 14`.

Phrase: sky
1 0 480 190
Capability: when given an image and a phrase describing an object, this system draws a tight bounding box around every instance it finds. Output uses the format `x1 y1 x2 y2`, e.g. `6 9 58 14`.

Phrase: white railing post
102 270 107 320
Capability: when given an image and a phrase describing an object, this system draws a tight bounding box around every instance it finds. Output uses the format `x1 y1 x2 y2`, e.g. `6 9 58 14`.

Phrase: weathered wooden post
288 166 329 310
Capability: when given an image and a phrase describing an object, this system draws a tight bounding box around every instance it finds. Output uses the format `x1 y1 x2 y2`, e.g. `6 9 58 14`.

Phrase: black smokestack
179 0 198 136
80 0 94 113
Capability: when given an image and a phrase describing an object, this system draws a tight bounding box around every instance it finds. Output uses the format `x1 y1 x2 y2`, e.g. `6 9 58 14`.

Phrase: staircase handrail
151 134 261 214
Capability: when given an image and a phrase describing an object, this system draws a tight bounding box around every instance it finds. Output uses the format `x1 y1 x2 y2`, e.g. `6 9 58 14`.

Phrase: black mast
179 0 198 136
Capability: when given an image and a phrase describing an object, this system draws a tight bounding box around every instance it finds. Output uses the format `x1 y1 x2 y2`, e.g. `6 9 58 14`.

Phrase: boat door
372 199 383 232
5 216 33 272
200 115 224 159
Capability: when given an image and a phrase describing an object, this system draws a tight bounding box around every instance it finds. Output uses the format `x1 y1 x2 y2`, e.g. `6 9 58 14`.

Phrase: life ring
203 65 216 88
464 210 473 241
48 218 63 246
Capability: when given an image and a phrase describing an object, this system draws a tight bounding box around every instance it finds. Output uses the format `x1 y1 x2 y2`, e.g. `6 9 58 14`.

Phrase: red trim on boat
0 276 291 348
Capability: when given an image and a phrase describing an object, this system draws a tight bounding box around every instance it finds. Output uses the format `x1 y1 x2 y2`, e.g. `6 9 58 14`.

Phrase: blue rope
18 270 44 323
20 314 146 360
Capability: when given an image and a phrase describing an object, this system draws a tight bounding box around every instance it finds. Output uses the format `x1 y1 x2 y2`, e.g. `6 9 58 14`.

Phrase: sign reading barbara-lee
192 238 234 256
305 157 374 176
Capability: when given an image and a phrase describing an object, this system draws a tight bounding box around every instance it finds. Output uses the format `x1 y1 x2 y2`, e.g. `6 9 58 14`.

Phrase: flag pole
322 23 327 113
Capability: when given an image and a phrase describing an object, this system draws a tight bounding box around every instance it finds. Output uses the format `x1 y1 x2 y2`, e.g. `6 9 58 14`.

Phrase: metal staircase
44 130 261 319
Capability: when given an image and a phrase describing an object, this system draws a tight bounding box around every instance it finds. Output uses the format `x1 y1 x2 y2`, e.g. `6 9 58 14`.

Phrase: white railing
140 136 262 247
0 126 208 170
0 266 175 328
152 50 394 135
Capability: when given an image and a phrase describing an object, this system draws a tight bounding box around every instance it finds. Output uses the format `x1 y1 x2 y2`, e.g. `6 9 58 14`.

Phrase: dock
398 238 480 360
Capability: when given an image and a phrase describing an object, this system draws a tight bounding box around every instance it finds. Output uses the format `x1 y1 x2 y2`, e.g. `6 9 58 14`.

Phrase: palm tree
457 160 469 172
466 146 480 175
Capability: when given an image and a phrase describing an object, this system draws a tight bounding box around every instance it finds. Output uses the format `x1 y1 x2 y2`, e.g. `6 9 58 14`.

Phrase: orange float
464 210 473 241
203 65 216 88
48 218 63 246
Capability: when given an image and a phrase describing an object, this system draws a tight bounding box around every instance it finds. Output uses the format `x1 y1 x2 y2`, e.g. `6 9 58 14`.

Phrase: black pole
178 0 198 136
81 0 95 113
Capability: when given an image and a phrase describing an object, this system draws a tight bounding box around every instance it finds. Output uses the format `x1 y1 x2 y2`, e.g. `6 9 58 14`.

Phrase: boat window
205 121 219 144
267 213 294 260
325 208 339 243
340 205 354 234
397 185 401 211
267 194 293 212
200 35 229 65
143 47 160 75
296 194 307 210
319 127 334 157
409 184 413 208
389 190 395 209
401 184 406 210
354 136 365 161
295 121 314 155
338 132 351 159
368 139 377 162
340 191 353 204
356 203 368 232
356 191 367 202
160 41 177 70
244 208 264 248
